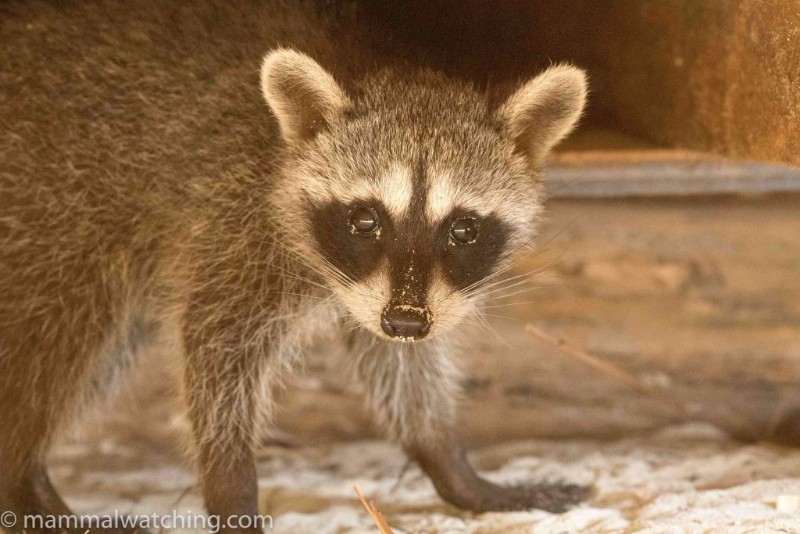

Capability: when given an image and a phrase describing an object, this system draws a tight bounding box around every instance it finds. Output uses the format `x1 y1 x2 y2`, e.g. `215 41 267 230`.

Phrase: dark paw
437 477 591 513
499 481 592 513
411 441 592 515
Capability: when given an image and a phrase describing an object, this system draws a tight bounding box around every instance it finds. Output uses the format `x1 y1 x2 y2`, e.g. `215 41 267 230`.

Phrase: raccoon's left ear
261 48 351 144
499 65 588 168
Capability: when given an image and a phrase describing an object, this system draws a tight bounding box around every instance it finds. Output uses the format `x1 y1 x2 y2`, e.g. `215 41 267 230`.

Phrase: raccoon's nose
381 306 431 340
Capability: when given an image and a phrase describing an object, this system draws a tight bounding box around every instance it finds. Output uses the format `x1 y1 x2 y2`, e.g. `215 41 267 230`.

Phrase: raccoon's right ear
261 48 351 144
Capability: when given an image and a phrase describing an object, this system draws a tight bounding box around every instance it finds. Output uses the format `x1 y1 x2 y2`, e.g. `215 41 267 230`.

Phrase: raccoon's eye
450 217 478 244
349 206 379 235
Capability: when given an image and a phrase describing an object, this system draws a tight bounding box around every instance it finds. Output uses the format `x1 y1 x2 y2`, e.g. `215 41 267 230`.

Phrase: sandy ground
55 423 800 533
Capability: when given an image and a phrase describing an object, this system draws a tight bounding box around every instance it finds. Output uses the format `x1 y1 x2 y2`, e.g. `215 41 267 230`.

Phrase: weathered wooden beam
547 150 800 198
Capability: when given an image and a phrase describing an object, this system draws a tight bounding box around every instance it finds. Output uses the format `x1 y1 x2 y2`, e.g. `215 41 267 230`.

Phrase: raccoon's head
262 49 587 343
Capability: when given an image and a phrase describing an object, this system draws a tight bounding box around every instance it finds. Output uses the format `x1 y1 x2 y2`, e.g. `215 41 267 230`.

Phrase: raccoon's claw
476 481 591 513
407 440 590 513
434 473 590 513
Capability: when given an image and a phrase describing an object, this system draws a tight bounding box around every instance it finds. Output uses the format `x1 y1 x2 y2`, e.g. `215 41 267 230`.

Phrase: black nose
381 306 431 340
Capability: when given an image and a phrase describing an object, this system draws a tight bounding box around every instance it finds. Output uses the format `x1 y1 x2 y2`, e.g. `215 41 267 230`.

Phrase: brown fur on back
0 0 366 471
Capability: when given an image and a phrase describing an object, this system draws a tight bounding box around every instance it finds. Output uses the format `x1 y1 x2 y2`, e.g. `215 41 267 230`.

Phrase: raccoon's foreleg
356 339 589 513
182 332 264 534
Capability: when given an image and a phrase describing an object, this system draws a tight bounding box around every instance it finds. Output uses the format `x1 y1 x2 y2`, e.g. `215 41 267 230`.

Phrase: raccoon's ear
261 48 351 143
499 65 588 168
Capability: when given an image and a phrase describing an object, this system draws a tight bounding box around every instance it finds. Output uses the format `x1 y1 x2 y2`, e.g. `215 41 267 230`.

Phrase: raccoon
0 1 588 531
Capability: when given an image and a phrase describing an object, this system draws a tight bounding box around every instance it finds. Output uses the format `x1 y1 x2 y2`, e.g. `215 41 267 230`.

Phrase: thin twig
353 485 394 534
525 324 691 417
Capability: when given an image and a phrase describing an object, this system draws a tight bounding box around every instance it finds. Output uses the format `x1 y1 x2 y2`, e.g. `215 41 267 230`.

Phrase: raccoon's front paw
435 474 591 513
409 440 591 513
483 481 591 513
